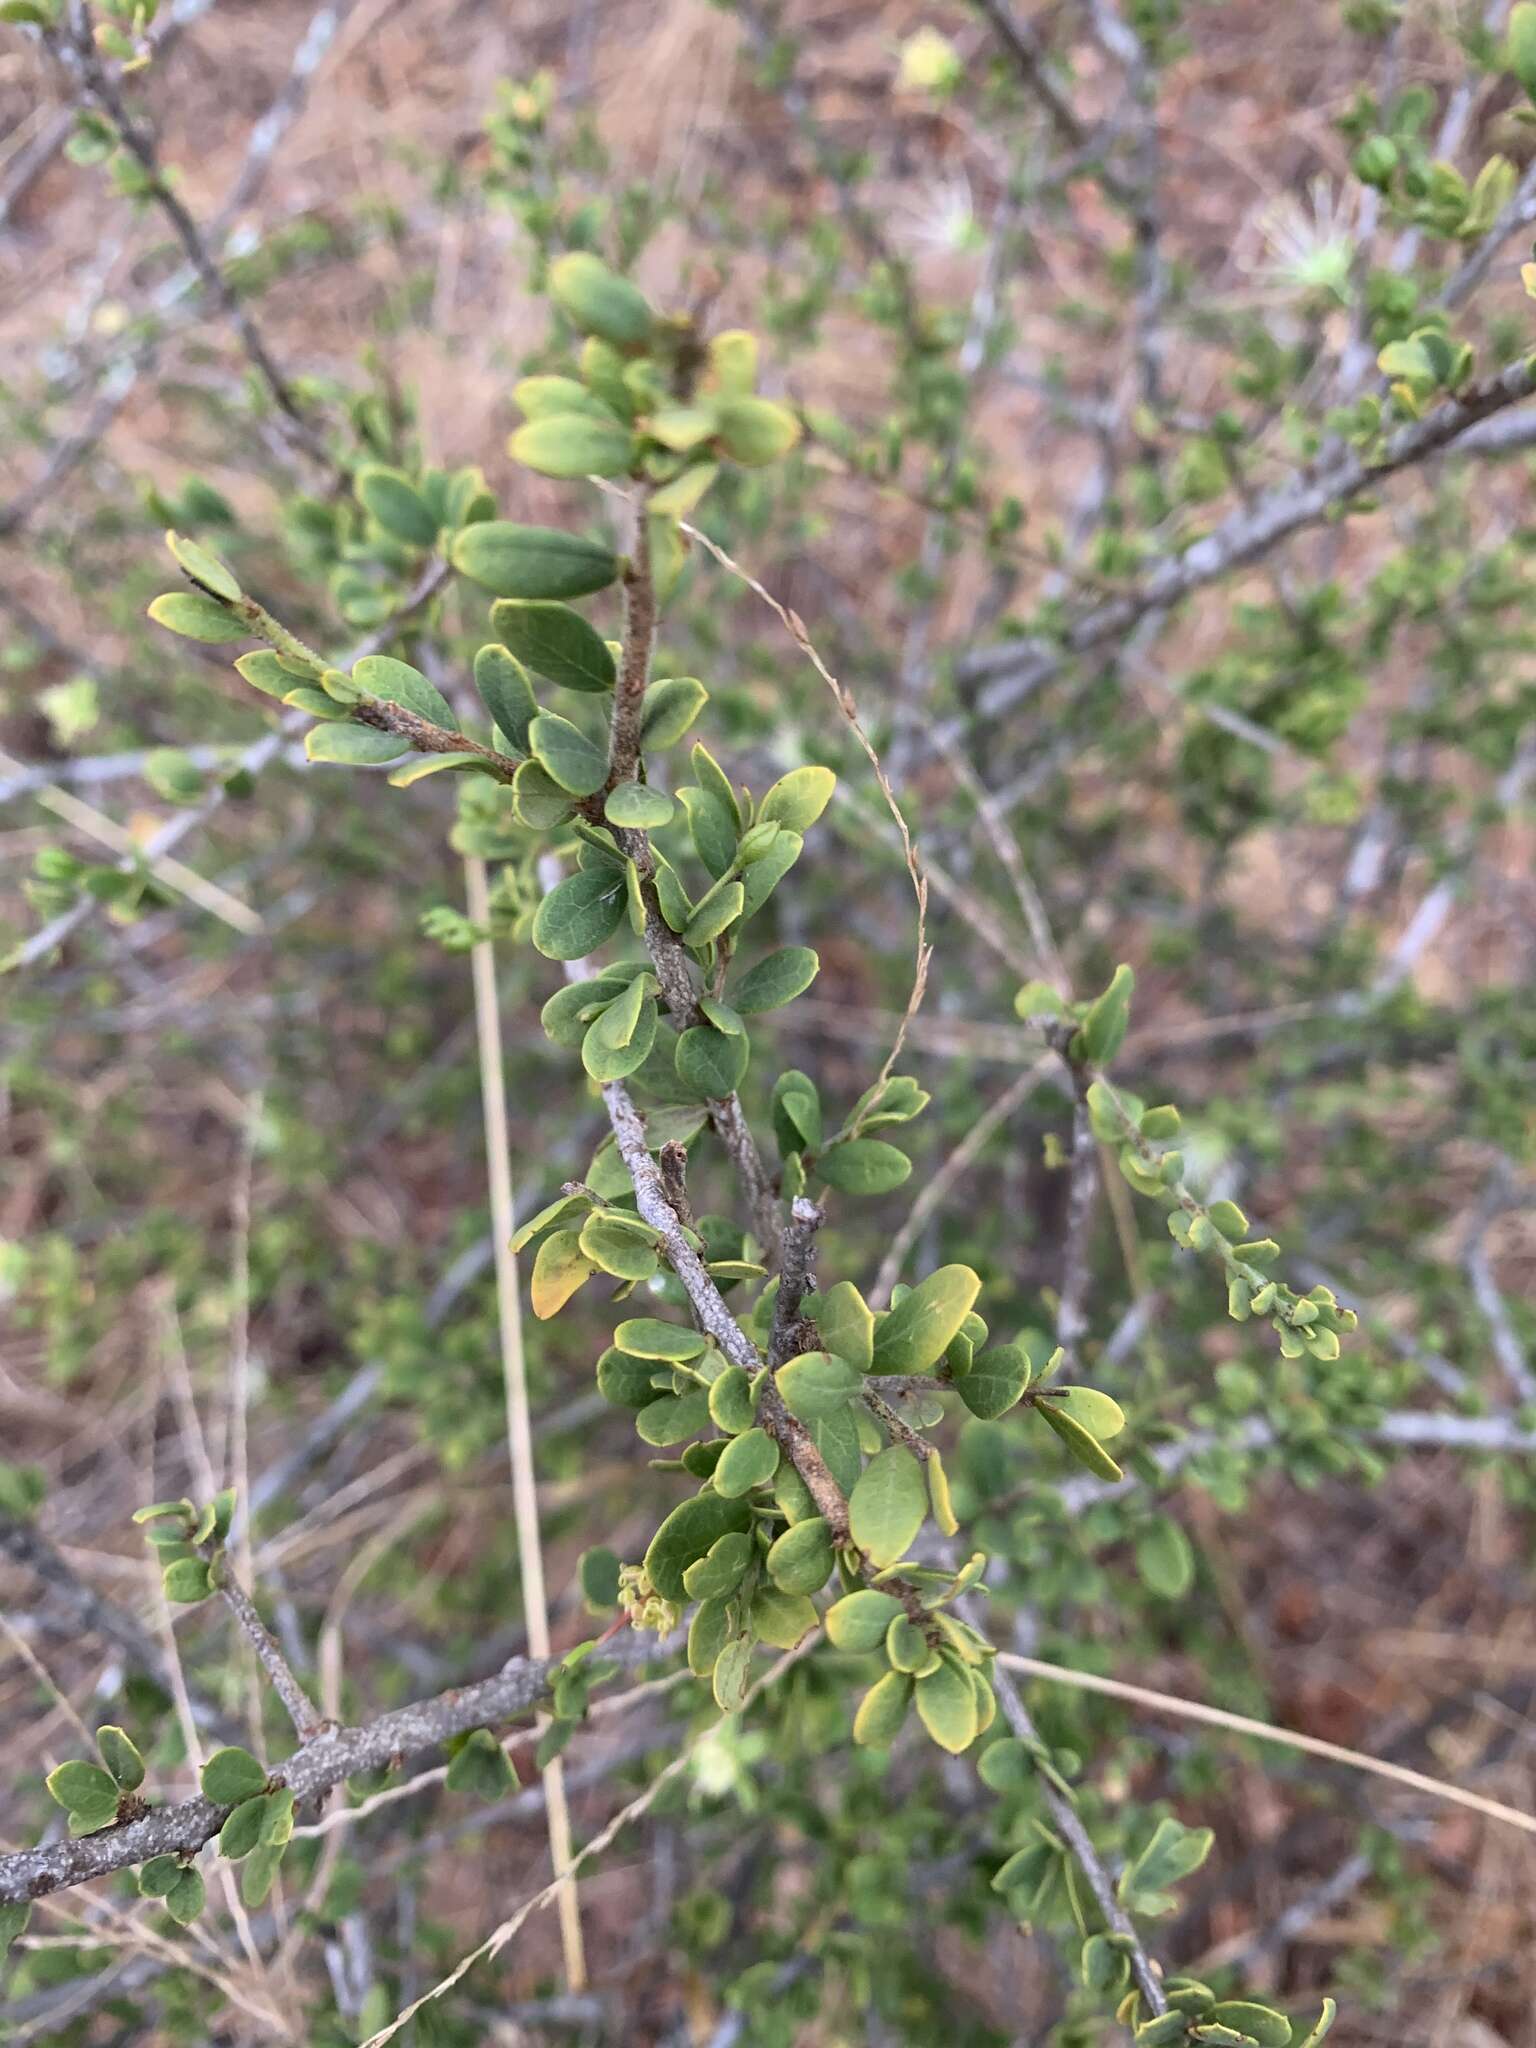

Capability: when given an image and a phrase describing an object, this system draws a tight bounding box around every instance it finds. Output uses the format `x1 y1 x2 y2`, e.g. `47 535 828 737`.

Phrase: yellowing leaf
530 1229 594 1319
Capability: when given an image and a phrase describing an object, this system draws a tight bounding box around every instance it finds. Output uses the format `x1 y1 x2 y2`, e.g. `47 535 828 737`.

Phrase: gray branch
961 355 1536 718
0 1634 658 1907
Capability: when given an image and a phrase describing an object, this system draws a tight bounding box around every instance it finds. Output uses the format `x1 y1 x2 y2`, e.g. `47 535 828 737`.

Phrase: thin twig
974 1613 1169 2015
676 517 932 1109
871 1055 1054 1308
60 7 335 476
212 1563 324 1743
7 560 450 971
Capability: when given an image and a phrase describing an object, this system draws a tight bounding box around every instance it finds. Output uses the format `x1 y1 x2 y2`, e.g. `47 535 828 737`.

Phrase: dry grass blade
997 1651 1536 1838
356 1638 820 2048
464 854 585 1993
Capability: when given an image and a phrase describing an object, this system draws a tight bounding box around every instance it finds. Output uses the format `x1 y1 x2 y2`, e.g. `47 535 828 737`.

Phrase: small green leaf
548 251 654 347
539 978 628 1049
166 530 241 602
164 1866 205 1925
708 1366 757 1434
812 1280 874 1372
148 593 246 644
848 1446 927 1568
687 1597 731 1676
510 1189 587 1250
387 751 496 787
578 1546 622 1609
1049 1386 1126 1440
815 1139 911 1195
511 414 637 480
650 463 718 519
681 878 745 948
643 1491 753 1601
976 1737 1032 1792
1135 1516 1195 1599
885 1615 935 1674
531 867 628 960
706 329 758 395
304 724 408 766
765 1515 834 1594
676 1024 749 1099
605 781 674 828
46 1760 116 1812
636 1388 711 1446
258 1786 296 1848
615 1317 709 1361
928 1448 958 1537
445 1728 517 1803
739 828 802 917
353 654 457 728
803 1405 862 1496
682 1531 754 1599
201 1747 268 1805
1014 979 1067 1020
853 1670 912 1746
826 1588 904 1650
1035 1400 1123 1481
529 712 607 795
282 687 347 719
473 643 538 750
871 1266 982 1374
95 1726 144 1792
640 675 707 747
240 1839 285 1908
698 995 744 1037
451 521 618 598
757 766 834 832
514 373 618 420
731 946 819 1014
712 1634 755 1712
356 465 439 547
1296 1999 1338 2047
579 1205 659 1272
1510 3 1536 102
1206 2006 1293 2048
957 1343 1032 1419
675 785 737 881
713 1426 780 1497
1075 963 1135 1064
514 759 576 828
915 1656 979 1754
162 1557 213 1603
1118 1815 1214 1915
138 1854 183 1898
649 403 719 452
751 1583 819 1647
66 1789 122 1836
596 1346 657 1408
218 1794 268 1860
715 395 801 465
776 1351 861 1421
493 599 616 694
233 651 290 699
